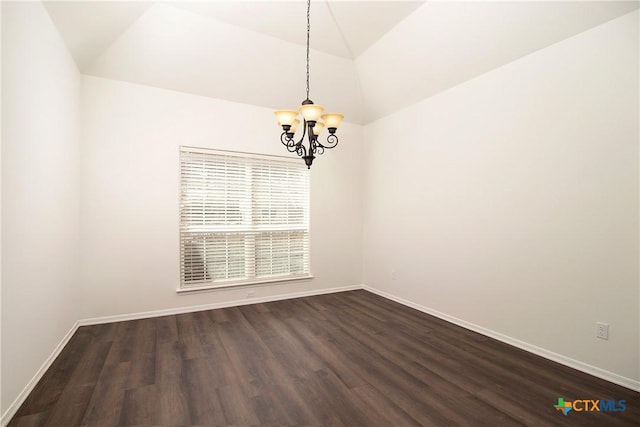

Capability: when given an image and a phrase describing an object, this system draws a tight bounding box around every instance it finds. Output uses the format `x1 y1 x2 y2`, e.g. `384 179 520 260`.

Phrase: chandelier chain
306 0 310 101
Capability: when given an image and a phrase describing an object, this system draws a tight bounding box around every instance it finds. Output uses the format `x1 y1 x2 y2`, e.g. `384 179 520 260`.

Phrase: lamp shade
289 119 301 134
274 110 299 127
299 104 324 122
321 113 344 129
312 119 325 136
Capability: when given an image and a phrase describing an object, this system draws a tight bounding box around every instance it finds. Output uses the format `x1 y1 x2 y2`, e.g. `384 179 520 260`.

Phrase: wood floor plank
254 355 326 425
291 367 373 426
349 383 424 427
176 312 209 361
155 314 179 343
240 309 326 379
80 361 130 426
214 316 273 399
284 316 367 389
39 384 95 427
182 357 227 425
154 341 183 385
125 318 157 389
118 384 154 426
12 328 94 417
7 290 640 426
216 384 260 425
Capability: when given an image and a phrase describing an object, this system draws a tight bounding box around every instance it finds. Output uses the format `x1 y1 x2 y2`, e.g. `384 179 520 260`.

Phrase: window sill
176 274 314 295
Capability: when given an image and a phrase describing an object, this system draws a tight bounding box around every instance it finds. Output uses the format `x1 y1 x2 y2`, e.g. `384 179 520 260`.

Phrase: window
179 146 310 291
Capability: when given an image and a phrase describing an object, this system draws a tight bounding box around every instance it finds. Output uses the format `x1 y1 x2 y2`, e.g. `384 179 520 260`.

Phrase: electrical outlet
391 270 397 280
247 291 255 298
596 322 609 340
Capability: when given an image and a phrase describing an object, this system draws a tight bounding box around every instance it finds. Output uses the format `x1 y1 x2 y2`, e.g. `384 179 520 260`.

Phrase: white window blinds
179 147 310 290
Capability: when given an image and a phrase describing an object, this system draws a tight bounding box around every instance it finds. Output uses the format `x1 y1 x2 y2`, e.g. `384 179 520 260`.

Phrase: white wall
363 10 639 383
79 76 363 319
1 1 81 416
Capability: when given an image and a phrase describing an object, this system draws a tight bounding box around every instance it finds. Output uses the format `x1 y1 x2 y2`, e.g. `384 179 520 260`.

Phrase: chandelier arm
298 118 308 145
315 134 339 151
326 133 339 148
306 121 318 153
282 138 299 153
296 141 307 158
281 117 311 152
280 132 295 149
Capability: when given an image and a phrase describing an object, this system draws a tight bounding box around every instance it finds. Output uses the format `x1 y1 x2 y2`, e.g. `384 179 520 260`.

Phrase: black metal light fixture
274 0 344 169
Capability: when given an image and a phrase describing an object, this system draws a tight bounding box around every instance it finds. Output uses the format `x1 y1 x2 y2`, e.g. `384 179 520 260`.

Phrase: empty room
2 0 639 425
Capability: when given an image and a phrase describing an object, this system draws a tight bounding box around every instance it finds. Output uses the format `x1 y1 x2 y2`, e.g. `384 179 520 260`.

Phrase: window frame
177 146 312 293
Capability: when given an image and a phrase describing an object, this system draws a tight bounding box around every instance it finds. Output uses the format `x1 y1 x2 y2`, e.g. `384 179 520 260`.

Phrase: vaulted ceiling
44 1 639 124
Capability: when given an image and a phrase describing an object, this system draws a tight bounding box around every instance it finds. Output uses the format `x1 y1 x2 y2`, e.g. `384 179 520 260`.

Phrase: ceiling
44 1 639 124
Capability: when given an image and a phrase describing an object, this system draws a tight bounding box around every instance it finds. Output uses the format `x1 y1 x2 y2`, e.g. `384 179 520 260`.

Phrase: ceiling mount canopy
275 0 344 169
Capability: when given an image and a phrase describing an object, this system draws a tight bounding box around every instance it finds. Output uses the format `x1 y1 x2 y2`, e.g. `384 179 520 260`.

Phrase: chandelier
274 0 344 169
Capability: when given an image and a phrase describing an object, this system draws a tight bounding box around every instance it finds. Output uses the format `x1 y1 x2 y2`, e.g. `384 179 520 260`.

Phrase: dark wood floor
8 290 639 426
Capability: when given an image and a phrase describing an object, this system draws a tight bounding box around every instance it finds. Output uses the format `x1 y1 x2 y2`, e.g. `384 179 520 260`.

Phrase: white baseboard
1 321 80 427
78 284 362 326
363 285 640 392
